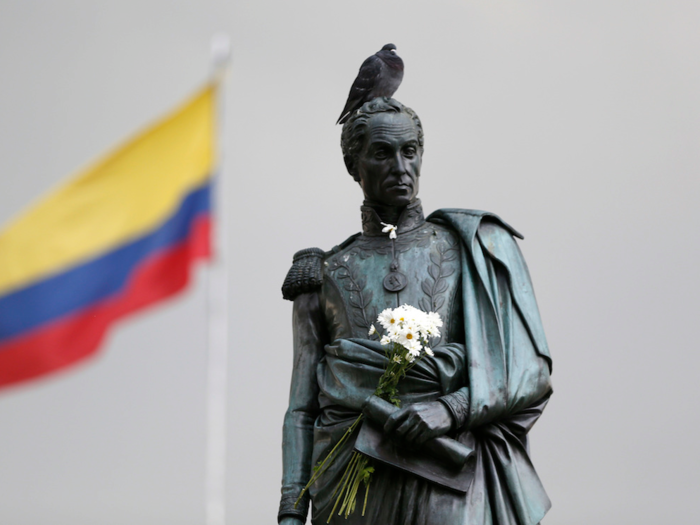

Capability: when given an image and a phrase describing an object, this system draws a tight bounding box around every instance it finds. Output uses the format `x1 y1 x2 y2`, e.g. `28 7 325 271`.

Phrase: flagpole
206 33 231 525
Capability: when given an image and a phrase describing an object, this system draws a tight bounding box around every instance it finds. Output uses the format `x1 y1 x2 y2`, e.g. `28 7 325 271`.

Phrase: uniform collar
360 200 425 237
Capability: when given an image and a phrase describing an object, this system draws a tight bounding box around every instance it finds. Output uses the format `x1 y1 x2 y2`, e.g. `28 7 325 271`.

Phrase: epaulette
281 248 326 301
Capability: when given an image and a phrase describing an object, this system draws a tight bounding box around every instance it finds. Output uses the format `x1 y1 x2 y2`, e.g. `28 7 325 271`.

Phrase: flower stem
338 453 362 517
362 473 371 516
295 415 363 508
327 451 361 523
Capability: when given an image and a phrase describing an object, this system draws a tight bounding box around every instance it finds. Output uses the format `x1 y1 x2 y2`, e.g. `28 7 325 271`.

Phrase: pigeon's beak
390 49 396 54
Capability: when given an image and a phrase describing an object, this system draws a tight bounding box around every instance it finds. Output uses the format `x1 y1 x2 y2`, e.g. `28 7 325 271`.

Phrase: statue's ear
344 155 360 182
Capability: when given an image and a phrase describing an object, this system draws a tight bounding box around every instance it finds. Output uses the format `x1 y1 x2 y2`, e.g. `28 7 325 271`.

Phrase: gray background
1 1 698 523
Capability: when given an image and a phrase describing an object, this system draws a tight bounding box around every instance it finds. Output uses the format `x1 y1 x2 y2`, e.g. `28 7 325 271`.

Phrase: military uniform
279 201 553 525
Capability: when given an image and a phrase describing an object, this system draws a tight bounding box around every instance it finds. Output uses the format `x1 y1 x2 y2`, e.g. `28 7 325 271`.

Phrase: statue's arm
278 291 327 524
279 518 303 525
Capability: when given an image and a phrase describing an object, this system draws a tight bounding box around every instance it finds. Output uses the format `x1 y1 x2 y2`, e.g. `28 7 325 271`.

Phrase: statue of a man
278 98 553 525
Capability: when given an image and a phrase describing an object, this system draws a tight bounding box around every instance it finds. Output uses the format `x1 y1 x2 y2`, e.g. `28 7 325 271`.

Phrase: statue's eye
403 146 416 158
374 149 389 160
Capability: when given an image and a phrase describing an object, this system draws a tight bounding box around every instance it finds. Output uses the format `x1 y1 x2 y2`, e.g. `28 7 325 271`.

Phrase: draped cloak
289 210 553 525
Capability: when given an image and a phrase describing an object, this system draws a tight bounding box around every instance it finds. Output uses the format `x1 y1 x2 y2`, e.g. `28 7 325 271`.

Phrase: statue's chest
322 225 462 342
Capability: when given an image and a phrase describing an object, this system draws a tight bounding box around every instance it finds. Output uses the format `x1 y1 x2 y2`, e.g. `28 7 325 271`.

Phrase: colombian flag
0 84 216 389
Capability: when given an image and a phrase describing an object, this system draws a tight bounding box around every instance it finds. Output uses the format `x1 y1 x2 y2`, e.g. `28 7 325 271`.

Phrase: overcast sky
0 1 698 523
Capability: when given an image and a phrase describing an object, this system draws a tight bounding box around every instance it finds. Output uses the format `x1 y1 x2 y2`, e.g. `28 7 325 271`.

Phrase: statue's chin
385 195 416 208
372 191 416 208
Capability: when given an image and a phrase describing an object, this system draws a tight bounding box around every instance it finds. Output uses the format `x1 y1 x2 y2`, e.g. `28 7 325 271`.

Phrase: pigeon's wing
337 55 382 124
348 55 382 98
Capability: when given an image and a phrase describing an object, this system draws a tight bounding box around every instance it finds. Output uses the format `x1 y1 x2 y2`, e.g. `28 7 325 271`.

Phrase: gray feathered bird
336 43 404 125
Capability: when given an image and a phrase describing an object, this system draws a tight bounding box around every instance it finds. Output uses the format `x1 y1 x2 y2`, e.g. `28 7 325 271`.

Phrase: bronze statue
278 97 553 525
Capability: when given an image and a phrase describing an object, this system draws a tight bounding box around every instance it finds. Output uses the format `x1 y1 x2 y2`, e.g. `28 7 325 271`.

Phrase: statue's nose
391 152 407 175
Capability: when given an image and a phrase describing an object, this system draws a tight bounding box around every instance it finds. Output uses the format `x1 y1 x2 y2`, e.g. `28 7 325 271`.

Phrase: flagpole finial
210 33 231 73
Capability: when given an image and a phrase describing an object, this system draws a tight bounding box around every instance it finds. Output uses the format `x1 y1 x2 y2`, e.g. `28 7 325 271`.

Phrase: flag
0 84 216 389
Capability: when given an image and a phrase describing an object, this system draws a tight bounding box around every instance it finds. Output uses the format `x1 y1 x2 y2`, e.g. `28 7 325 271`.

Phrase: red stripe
0 216 211 390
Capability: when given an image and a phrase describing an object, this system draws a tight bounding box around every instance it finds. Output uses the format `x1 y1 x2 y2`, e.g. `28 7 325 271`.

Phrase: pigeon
336 43 404 125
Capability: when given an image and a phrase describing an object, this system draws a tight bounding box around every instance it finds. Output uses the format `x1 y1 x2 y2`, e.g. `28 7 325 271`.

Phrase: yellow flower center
390 319 395 324
406 333 413 340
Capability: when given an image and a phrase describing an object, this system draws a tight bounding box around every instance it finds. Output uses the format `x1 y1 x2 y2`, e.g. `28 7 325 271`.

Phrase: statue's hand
384 401 453 447
279 517 304 525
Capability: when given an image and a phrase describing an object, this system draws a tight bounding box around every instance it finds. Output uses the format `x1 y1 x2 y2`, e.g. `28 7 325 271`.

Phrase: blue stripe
0 183 211 342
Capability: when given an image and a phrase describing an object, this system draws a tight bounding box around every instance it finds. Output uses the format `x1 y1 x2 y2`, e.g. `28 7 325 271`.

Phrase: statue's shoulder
281 232 361 301
281 247 325 301
427 208 524 241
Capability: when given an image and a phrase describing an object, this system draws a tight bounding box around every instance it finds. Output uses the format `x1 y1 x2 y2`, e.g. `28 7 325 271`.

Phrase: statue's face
356 112 422 207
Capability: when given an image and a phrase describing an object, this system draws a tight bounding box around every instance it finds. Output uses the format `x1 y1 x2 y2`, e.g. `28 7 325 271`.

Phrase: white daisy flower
378 308 398 330
427 311 443 328
425 326 441 339
388 325 402 340
380 335 392 346
395 306 413 325
381 222 398 240
398 327 419 348
368 324 377 336
407 340 423 354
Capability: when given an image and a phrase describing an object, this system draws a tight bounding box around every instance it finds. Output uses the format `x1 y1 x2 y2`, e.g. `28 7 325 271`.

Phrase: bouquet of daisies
296 304 443 522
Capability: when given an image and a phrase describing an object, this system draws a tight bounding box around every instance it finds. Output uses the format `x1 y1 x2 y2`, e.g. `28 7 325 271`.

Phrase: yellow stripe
0 83 215 296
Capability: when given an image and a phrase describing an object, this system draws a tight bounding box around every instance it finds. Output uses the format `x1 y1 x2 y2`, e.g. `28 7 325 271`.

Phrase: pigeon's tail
336 99 359 125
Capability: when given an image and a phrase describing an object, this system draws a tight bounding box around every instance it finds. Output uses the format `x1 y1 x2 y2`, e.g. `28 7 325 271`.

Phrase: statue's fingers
392 416 416 439
384 408 408 433
403 421 426 445
398 411 429 443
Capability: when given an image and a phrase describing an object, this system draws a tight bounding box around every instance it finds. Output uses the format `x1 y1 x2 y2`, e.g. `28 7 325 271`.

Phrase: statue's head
341 98 424 207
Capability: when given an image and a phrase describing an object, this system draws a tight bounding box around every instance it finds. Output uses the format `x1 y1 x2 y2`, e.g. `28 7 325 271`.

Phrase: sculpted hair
340 97 424 181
